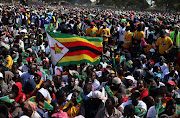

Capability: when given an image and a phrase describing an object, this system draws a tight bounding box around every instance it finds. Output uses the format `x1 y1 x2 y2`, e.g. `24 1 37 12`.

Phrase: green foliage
63 0 91 4
154 0 180 11
96 0 149 10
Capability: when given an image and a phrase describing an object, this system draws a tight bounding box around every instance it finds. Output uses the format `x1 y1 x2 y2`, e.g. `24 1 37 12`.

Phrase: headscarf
38 88 52 101
24 100 38 111
51 110 69 118
92 91 107 101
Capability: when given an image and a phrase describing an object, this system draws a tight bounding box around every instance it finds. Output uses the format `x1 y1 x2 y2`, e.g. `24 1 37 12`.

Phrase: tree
96 0 149 10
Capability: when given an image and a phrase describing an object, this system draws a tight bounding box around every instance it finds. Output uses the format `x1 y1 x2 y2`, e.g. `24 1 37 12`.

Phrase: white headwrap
38 88 52 101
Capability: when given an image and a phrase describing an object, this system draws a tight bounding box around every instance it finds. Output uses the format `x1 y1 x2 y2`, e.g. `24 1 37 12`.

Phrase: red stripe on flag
64 50 101 58
61 41 102 52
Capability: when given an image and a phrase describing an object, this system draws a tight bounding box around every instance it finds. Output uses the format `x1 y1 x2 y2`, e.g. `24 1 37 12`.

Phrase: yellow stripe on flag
55 37 102 47
59 54 100 63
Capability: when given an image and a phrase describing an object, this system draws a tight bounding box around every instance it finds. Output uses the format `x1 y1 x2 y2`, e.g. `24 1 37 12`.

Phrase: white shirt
162 68 178 78
147 106 156 118
120 100 147 111
154 63 168 73
119 27 126 41
45 46 50 55
92 79 100 90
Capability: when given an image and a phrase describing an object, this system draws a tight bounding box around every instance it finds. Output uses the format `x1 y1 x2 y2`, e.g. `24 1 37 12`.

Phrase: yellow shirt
99 28 110 41
143 44 153 53
156 36 173 54
5 55 13 69
123 31 132 49
133 31 145 40
63 101 81 117
86 27 98 37
26 13 31 25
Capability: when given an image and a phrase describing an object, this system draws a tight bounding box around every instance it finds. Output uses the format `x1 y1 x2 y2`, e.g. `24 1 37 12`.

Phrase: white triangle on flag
47 33 69 65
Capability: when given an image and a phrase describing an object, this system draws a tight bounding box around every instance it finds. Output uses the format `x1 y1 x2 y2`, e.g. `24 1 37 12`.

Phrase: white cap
20 29 27 33
125 75 136 83
112 77 122 84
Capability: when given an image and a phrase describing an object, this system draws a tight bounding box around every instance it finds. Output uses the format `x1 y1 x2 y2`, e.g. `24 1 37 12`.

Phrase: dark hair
109 96 115 106
124 104 135 115
156 95 164 103
55 90 66 99
166 100 176 110
0 104 8 118
51 101 59 107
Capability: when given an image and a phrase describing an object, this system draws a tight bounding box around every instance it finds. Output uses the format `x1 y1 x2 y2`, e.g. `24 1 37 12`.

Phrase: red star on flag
51 43 64 54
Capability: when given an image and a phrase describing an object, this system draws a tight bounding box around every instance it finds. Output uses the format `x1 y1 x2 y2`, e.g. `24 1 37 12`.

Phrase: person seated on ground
21 100 41 118
119 90 147 117
52 90 67 110
63 91 81 117
12 82 26 103
166 80 180 99
27 87 52 117
120 104 140 118
79 91 105 118
131 79 149 100
81 83 93 100
95 96 122 118
44 101 69 118
7 91 22 118
159 100 178 118
61 76 82 100
0 104 9 118
111 77 126 96
147 95 164 118
163 65 179 83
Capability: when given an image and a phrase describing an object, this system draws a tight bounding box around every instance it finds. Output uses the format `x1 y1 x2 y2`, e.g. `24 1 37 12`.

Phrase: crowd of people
0 3 180 118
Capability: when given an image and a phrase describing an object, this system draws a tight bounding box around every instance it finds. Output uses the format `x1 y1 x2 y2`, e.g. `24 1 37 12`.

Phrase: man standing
170 25 180 62
156 30 173 58
99 22 110 47
86 22 98 37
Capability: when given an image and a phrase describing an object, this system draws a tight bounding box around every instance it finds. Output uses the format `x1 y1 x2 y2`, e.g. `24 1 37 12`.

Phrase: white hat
0 72 3 78
125 75 136 83
69 70 79 76
20 29 27 33
38 88 52 101
149 48 155 53
112 77 122 84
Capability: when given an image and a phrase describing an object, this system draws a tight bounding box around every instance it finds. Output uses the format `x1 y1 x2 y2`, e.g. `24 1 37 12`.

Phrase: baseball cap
167 80 175 86
27 48 32 53
36 72 42 78
112 77 122 84
91 22 95 25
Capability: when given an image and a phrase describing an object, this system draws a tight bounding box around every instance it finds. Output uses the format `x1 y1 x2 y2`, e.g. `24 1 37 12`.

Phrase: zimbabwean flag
47 32 103 66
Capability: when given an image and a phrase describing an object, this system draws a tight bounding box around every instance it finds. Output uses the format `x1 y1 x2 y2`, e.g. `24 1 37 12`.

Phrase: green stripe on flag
48 32 103 42
57 58 100 66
